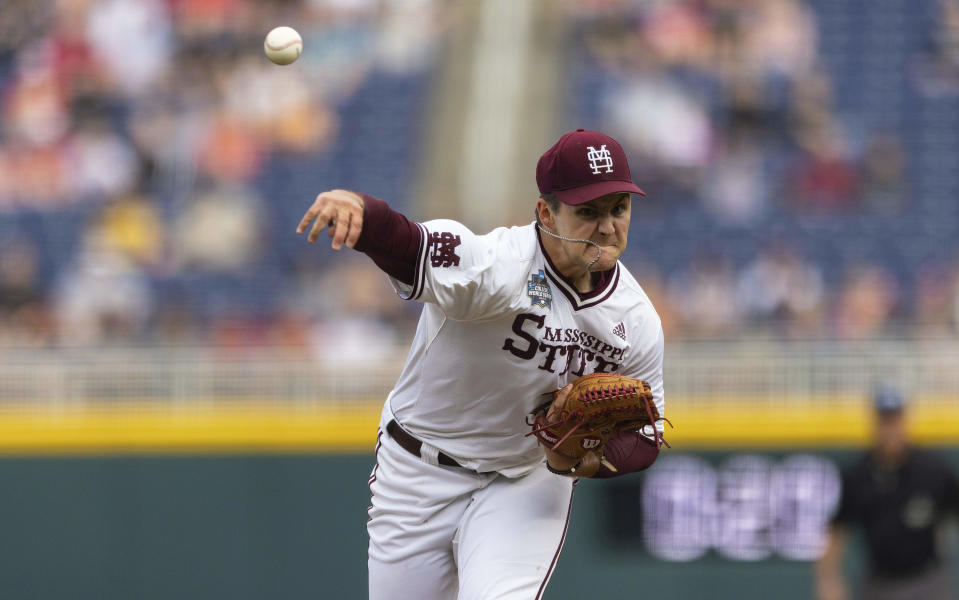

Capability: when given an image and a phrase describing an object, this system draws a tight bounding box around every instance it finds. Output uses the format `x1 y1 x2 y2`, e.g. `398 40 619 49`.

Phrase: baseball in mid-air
264 26 303 65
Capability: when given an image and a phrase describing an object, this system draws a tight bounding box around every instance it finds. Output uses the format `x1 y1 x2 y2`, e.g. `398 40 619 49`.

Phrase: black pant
859 564 955 600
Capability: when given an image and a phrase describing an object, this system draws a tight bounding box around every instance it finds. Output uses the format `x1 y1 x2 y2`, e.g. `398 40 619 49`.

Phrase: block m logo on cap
535 129 645 205
586 145 614 175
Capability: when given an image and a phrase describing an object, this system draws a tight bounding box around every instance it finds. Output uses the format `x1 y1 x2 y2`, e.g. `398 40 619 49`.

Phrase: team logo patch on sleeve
527 269 552 309
428 232 462 268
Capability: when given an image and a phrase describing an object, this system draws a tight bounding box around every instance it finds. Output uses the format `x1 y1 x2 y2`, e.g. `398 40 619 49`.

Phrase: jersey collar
535 227 620 311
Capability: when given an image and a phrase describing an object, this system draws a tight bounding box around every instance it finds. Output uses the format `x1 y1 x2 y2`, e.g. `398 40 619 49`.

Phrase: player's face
875 411 908 461
552 193 631 272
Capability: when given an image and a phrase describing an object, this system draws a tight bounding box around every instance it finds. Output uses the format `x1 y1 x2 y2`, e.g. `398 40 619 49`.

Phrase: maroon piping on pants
367 430 383 517
535 480 577 599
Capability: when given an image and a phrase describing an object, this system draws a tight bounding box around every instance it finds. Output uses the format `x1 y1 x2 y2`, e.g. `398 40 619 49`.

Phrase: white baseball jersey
382 219 665 478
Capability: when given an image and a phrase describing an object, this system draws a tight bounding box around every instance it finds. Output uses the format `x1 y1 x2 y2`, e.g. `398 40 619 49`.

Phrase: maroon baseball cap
536 129 645 205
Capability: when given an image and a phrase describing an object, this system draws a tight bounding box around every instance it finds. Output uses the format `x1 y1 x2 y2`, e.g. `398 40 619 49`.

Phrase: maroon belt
386 420 462 468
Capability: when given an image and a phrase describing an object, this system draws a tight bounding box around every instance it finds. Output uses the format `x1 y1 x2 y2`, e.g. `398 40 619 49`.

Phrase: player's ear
535 199 554 229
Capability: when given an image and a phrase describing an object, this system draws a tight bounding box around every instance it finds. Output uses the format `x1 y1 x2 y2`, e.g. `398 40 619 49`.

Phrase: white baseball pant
367 427 575 600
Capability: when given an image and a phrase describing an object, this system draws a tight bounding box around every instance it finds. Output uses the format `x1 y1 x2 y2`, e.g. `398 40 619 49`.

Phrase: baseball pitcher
297 129 668 599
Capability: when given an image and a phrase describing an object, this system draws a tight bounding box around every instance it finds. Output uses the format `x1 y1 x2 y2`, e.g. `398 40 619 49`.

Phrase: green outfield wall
1 451 957 600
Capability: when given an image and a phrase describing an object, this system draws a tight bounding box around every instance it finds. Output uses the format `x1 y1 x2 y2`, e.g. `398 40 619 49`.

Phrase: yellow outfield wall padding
0 406 384 455
666 399 959 448
0 397 956 454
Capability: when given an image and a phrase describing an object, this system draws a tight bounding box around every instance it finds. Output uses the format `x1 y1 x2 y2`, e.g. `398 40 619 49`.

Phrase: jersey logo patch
612 322 626 341
527 270 552 309
428 232 461 268
587 145 614 174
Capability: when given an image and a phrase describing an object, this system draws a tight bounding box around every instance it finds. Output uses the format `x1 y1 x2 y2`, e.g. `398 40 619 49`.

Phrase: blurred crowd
567 0 950 218
0 0 443 350
624 245 955 341
1 0 959 351
566 0 959 341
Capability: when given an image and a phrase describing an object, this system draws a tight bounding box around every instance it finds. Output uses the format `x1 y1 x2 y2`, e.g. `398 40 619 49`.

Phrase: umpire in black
815 385 959 600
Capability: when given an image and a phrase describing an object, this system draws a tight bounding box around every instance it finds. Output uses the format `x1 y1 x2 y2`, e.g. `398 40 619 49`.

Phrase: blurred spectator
859 133 907 214
0 237 42 315
291 256 406 365
4 45 71 148
0 236 53 346
49 0 103 99
196 114 265 182
953 261 959 333
700 127 768 225
736 0 817 79
668 251 741 338
816 386 959 600
127 98 202 185
622 259 680 340
301 0 379 103
85 0 172 96
638 0 712 70
789 121 860 213
374 0 447 75
53 223 155 345
69 116 141 200
173 183 263 272
915 0 959 97
604 77 713 176
222 56 337 153
736 241 825 337
834 263 901 340
0 142 69 209
0 2 50 65
914 263 955 337
151 288 199 345
98 192 166 267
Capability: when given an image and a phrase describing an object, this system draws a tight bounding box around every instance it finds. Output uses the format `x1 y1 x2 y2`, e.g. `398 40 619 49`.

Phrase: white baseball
264 26 303 66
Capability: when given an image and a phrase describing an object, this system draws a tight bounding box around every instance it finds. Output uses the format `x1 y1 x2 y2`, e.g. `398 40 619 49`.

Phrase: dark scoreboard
605 453 842 562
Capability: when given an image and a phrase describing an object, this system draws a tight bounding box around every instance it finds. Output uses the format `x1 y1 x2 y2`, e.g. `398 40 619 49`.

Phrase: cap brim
552 180 646 205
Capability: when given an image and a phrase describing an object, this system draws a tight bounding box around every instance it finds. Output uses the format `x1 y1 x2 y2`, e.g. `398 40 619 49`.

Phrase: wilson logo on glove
581 437 602 450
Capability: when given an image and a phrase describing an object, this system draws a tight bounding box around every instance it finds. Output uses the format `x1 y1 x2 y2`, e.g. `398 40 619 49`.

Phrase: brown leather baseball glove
527 373 667 476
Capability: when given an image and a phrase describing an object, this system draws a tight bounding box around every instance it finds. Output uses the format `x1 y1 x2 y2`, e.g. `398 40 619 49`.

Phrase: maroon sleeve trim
410 223 430 301
594 431 660 479
353 194 423 287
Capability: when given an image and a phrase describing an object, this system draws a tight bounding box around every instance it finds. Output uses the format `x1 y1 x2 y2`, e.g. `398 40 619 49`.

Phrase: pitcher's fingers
345 210 363 249
308 206 335 243
330 208 351 250
297 205 319 234
308 217 328 243
547 384 573 421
